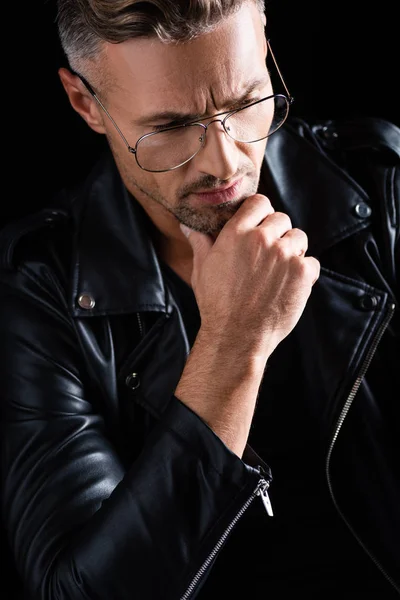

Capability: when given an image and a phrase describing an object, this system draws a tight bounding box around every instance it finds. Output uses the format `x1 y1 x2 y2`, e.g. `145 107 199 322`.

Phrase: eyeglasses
75 40 293 173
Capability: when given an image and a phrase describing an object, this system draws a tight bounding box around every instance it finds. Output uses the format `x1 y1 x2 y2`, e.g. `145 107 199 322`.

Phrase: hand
181 194 320 359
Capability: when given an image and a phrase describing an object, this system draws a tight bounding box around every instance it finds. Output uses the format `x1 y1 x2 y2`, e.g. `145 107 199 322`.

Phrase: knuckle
275 212 292 229
251 194 274 217
274 241 292 260
305 256 320 279
293 227 308 242
252 193 272 207
256 228 274 249
296 258 309 276
227 221 245 239
238 194 272 216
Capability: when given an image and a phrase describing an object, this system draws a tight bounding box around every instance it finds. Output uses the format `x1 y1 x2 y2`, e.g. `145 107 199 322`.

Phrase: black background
2 3 398 596
5 0 398 225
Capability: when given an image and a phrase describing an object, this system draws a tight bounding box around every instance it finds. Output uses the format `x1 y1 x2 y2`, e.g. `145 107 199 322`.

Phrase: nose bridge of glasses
199 117 238 169
203 116 230 136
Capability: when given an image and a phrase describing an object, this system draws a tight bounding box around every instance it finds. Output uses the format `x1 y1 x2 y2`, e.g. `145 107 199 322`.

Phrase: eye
241 98 256 106
152 123 177 132
151 120 190 132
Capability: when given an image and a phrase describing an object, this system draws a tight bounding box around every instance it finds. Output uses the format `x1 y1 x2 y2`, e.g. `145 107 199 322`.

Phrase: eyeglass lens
136 95 288 172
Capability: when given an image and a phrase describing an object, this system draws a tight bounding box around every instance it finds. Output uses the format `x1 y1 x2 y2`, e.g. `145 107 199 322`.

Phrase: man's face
100 2 271 235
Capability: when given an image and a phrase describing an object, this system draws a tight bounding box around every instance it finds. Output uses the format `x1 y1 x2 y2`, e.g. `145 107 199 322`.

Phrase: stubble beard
135 177 259 234
173 194 254 234
126 168 260 235
110 136 261 234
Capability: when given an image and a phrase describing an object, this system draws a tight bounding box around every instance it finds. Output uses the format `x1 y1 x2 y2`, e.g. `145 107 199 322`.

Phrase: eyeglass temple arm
267 39 294 104
71 71 135 152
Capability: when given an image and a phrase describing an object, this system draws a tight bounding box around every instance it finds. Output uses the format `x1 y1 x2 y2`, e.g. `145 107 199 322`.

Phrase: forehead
104 3 267 113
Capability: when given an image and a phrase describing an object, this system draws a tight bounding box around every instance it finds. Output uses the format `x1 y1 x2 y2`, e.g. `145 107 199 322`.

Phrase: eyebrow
133 75 270 127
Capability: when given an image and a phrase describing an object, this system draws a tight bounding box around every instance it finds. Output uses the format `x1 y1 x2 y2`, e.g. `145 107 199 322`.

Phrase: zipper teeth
326 302 398 593
180 480 266 600
136 312 143 338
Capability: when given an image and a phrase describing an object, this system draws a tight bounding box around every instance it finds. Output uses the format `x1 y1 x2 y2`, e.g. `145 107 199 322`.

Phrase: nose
193 119 239 180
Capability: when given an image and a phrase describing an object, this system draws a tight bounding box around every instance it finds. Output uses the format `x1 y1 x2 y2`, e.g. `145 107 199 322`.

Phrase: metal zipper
326 302 399 593
180 476 272 600
136 312 143 339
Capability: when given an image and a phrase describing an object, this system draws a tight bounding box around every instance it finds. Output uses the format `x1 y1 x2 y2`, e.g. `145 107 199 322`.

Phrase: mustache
179 168 251 199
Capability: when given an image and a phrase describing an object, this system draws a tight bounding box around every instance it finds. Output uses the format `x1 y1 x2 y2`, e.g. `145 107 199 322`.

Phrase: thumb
180 223 214 271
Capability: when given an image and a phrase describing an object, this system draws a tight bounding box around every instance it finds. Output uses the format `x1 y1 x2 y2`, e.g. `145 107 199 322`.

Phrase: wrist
195 325 273 376
174 327 270 456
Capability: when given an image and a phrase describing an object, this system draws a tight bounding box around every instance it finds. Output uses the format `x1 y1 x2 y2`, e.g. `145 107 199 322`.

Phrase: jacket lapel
262 123 371 256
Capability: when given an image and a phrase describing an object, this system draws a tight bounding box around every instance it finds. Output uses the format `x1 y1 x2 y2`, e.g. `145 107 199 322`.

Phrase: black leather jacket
1 118 399 599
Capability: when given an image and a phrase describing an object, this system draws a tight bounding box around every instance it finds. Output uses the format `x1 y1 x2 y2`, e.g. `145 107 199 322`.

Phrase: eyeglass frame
72 39 294 173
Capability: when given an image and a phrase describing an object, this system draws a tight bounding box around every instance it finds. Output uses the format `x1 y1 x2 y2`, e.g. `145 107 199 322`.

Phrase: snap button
359 295 378 310
320 125 338 141
77 294 96 309
126 373 140 390
353 203 372 218
45 211 61 225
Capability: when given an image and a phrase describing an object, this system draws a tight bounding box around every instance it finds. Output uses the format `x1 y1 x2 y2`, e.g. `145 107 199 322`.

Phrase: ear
58 67 106 134
258 11 267 56
263 33 267 59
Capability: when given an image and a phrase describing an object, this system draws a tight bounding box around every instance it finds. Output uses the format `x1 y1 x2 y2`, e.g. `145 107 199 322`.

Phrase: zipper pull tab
256 480 274 517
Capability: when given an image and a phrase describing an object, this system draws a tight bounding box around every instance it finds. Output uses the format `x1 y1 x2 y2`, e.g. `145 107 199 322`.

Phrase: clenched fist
181 193 320 358
176 193 320 456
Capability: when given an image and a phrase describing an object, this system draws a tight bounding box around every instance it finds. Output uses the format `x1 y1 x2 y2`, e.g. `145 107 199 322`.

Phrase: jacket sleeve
0 260 264 600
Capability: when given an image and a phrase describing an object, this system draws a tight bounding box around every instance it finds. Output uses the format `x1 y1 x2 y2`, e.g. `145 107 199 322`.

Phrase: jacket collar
261 121 371 256
69 122 370 317
69 152 168 317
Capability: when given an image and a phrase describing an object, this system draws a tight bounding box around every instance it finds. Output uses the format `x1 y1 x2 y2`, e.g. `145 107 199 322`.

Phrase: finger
226 194 275 232
304 256 321 285
279 227 308 256
258 211 293 240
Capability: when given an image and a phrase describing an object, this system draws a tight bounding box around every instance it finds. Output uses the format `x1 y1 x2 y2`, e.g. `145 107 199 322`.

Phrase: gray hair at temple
56 0 266 81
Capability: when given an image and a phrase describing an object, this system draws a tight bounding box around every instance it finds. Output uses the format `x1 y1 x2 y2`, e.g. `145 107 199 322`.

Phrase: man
1 0 399 598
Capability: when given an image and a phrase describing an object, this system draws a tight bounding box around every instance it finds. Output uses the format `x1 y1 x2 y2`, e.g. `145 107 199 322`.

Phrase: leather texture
1 117 399 598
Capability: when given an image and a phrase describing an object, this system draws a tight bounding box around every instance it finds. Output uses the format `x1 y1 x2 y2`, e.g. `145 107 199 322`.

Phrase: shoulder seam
0 209 70 271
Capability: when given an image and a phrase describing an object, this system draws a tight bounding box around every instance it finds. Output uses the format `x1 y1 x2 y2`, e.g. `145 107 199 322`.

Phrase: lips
192 178 243 205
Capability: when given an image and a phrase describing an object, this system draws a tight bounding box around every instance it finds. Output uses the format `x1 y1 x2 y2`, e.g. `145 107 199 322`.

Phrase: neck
151 225 194 287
